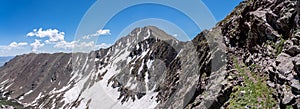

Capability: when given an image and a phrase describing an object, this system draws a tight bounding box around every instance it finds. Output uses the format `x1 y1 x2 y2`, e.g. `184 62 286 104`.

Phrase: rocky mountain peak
121 26 178 45
110 26 183 56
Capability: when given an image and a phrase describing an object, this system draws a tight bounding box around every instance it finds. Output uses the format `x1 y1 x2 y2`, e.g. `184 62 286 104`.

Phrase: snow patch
144 28 151 39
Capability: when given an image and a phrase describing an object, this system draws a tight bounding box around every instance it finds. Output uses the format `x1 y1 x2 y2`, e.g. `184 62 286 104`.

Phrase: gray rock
291 37 299 45
294 54 300 76
284 46 300 57
286 74 294 81
292 30 300 40
267 66 275 74
296 98 300 109
291 79 300 94
283 90 295 105
245 56 253 66
276 53 294 79
267 81 276 88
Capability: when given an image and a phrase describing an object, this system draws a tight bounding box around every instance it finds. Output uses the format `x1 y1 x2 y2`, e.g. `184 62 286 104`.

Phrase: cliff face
220 0 300 108
0 0 300 109
158 0 300 108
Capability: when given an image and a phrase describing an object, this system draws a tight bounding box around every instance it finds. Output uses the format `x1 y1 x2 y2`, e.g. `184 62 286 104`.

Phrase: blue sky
0 0 242 56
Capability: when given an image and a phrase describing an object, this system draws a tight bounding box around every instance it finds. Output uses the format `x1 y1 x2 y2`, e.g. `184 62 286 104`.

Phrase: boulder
291 79 300 94
282 89 295 105
275 53 294 80
284 46 300 57
294 54 300 76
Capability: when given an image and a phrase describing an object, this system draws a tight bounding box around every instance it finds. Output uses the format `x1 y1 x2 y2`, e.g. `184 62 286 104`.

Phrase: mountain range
0 0 300 109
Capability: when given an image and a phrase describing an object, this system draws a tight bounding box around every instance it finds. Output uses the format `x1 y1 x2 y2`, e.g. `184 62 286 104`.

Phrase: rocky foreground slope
219 0 300 108
0 0 300 108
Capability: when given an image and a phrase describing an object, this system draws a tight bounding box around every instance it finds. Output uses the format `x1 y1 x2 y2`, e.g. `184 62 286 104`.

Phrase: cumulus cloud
30 39 45 52
76 42 111 50
0 42 28 50
54 41 77 50
82 29 111 39
27 28 65 43
78 41 95 48
95 29 111 36
53 41 91 50
9 42 28 48
54 40 111 50
24 28 111 53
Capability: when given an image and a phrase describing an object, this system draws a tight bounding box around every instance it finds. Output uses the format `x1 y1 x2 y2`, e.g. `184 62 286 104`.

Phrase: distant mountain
0 0 300 108
0 56 14 67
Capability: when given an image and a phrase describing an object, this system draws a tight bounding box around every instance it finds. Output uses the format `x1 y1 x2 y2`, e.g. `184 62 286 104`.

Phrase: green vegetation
275 38 285 57
286 105 293 109
228 58 276 109
198 41 208 46
0 99 23 108
0 100 13 106
265 36 286 57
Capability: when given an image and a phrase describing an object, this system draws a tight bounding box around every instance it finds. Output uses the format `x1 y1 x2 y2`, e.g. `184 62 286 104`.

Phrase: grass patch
265 36 286 58
286 105 293 109
227 58 276 109
0 99 23 108
0 100 14 106
275 38 285 57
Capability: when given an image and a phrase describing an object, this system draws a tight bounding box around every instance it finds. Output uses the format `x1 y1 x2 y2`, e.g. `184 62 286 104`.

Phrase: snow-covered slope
0 26 186 109
58 26 183 109
0 25 228 109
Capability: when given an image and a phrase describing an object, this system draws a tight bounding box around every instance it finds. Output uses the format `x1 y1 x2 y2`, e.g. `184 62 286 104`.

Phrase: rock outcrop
157 0 300 108
218 0 300 108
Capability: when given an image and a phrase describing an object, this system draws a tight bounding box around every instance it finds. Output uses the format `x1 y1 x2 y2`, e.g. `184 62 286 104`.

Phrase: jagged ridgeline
0 25 212 109
0 0 300 109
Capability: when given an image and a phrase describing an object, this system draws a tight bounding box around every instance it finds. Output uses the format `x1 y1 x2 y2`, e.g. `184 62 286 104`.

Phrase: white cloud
172 34 178 37
30 39 45 52
95 29 111 36
82 29 111 39
0 42 29 56
0 42 28 50
8 42 28 48
3 28 111 54
54 41 77 50
53 41 94 50
82 35 90 39
75 42 111 50
54 40 111 51
27 28 65 43
78 41 95 48
95 43 111 49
